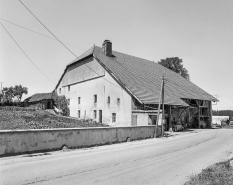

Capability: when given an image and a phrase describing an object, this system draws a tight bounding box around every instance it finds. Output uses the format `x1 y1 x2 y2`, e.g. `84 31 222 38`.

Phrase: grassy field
0 106 108 130
184 159 233 185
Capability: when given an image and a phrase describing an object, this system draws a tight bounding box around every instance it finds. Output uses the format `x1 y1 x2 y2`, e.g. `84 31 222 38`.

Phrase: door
99 110 102 123
149 115 157 125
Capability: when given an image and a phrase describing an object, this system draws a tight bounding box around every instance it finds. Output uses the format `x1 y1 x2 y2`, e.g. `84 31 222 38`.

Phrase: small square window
78 97 81 104
78 110 80 118
112 113 116 123
117 98 120 105
94 95 97 103
93 110 97 119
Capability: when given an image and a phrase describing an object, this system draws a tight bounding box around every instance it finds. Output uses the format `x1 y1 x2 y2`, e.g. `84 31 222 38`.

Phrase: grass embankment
184 159 233 185
0 106 108 130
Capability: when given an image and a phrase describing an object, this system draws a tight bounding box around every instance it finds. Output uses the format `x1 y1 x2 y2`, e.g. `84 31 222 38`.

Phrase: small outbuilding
24 93 57 110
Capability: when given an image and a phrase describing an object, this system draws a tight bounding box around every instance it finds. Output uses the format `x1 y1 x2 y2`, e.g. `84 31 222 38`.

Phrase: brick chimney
102 40 112 57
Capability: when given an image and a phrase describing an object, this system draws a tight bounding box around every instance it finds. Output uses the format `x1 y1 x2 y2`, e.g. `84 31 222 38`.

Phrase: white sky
0 0 233 110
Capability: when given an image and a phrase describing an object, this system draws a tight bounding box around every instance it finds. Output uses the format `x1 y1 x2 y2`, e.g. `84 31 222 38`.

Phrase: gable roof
56 45 217 106
24 93 56 103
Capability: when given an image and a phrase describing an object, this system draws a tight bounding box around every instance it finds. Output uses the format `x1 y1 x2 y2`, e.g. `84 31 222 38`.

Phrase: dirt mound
0 106 108 130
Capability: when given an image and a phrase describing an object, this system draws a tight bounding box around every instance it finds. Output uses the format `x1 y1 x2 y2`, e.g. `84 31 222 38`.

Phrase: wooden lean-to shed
24 93 57 110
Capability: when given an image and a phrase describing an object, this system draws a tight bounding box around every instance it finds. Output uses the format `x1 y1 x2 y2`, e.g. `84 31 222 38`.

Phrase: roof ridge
94 45 155 64
67 45 95 67
93 46 217 103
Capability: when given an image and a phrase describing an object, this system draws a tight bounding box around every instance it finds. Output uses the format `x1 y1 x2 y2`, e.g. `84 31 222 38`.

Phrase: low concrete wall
0 126 162 157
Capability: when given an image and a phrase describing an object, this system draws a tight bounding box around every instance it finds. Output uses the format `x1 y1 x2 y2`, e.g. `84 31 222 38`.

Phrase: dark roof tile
24 93 56 103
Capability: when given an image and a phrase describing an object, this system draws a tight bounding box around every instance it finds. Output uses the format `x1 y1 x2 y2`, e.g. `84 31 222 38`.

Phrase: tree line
212 110 233 120
0 85 28 103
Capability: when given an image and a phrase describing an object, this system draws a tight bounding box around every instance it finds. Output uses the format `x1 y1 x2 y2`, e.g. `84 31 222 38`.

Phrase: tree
0 93 3 104
54 95 70 116
1 85 28 103
13 85 28 102
158 57 190 80
2 86 14 103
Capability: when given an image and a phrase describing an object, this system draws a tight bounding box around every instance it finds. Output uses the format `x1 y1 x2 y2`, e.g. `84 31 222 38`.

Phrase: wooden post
188 108 190 128
169 105 172 130
198 105 200 128
155 76 164 138
209 101 213 128
161 76 165 137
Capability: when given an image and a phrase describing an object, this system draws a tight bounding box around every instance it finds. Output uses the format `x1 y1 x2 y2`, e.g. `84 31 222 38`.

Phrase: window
78 110 80 118
68 85 70 91
112 113 116 123
78 97 81 104
68 99 70 105
59 88 61 94
107 96 110 104
94 95 97 103
93 110 97 119
117 98 120 105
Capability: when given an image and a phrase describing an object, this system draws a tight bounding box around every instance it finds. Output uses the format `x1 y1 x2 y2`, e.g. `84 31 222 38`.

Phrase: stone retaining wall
0 126 161 156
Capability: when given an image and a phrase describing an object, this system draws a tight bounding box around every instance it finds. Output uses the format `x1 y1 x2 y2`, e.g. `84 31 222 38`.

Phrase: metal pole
155 76 164 138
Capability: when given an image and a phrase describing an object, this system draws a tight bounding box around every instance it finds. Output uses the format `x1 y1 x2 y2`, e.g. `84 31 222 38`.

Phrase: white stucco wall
56 57 132 126
132 113 162 126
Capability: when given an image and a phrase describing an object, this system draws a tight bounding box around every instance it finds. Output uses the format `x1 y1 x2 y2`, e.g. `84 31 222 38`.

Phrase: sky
0 0 233 110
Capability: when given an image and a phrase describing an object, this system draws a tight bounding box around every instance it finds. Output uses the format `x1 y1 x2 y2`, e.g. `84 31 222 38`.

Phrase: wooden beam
155 76 164 138
198 105 200 128
209 101 213 128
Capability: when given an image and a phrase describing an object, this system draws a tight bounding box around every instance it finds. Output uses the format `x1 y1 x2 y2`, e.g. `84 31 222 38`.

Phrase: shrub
54 95 70 116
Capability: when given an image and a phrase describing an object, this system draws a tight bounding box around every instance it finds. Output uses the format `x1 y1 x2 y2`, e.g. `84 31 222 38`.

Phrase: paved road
1 129 233 185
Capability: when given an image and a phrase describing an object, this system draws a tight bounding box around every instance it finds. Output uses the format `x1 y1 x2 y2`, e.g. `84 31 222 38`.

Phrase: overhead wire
18 0 216 111
0 17 85 51
19 0 78 57
0 22 55 84
18 0 123 90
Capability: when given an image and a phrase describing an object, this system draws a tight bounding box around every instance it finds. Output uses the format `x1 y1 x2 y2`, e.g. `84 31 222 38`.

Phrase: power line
219 95 233 99
220 100 233 110
0 18 85 51
19 0 212 105
18 0 123 90
0 22 55 84
19 0 77 57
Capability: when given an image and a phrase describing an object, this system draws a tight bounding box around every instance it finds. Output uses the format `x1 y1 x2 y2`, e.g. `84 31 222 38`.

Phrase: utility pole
161 76 165 137
155 76 165 138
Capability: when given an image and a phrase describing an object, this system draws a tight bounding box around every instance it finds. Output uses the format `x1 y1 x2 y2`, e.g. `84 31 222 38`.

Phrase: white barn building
55 40 217 128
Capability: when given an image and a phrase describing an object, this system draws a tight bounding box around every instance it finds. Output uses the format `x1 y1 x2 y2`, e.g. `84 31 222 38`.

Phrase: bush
54 95 70 116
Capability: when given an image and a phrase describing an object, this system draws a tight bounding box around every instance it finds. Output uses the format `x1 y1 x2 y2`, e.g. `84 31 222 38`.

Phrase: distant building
24 93 56 110
55 40 217 128
212 116 229 126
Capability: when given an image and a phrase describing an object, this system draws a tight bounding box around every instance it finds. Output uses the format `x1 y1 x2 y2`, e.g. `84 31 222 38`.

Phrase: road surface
1 129 233 185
